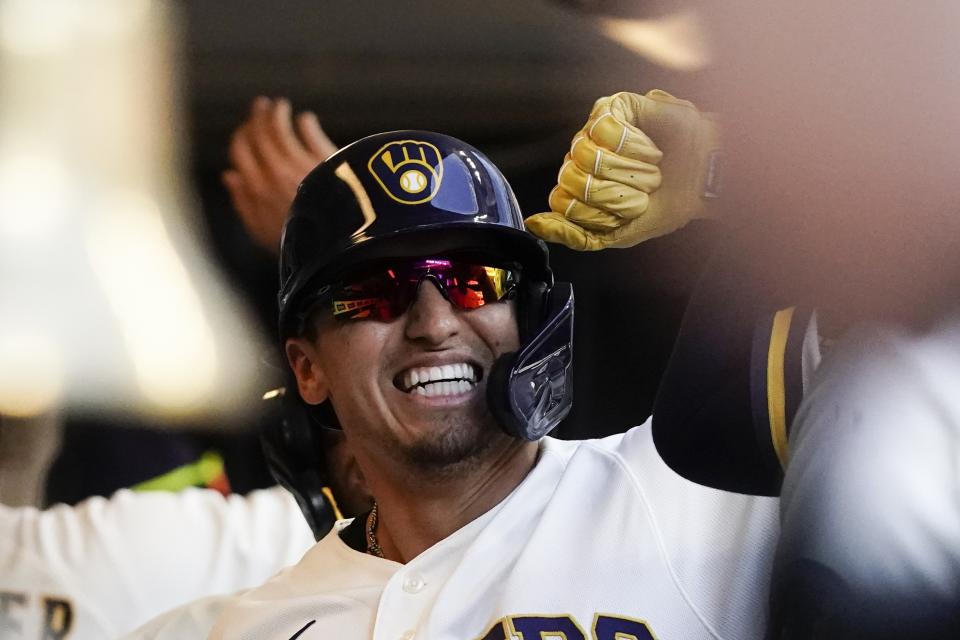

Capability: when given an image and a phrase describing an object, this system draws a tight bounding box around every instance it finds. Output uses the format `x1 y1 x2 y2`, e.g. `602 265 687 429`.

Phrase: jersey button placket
374 569 431 640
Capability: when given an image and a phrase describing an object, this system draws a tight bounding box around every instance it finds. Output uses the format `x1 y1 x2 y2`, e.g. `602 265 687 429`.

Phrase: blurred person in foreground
531 2 960 638
0 101 357 640
706 3 960 638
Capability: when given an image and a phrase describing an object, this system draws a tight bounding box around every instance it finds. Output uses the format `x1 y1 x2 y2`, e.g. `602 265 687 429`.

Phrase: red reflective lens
330 258 517 322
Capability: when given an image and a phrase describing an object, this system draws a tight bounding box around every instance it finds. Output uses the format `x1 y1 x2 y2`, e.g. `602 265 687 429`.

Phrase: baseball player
180 129 781 640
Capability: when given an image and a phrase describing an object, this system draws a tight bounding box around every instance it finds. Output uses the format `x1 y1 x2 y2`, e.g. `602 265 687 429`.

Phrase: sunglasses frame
295 255 521 331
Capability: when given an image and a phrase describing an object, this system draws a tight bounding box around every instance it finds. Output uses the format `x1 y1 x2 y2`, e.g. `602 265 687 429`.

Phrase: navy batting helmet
277 130 573 440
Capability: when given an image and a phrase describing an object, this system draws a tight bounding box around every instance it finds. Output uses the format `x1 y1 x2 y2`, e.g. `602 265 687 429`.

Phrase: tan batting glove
223 97 339 253
525 90 720 251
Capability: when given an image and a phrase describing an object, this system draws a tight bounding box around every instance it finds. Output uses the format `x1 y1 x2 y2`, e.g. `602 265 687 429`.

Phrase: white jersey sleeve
208 420 778 640
0 486 314 640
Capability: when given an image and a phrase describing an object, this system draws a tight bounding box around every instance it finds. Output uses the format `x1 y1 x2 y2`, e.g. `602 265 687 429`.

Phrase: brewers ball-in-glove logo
367 140 444 204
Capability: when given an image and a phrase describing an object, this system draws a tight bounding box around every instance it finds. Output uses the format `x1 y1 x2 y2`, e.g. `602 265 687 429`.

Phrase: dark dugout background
49 0 718 500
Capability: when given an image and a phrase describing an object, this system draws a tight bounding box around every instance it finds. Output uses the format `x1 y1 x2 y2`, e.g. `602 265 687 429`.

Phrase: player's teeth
411 378 476 397
402 363 480 392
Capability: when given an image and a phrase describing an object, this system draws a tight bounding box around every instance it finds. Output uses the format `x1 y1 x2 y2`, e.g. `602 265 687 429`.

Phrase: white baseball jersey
208 420 779 640
0 486 314 640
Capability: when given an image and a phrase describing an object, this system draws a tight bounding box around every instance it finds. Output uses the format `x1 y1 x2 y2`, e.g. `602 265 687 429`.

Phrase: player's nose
403 278 460 345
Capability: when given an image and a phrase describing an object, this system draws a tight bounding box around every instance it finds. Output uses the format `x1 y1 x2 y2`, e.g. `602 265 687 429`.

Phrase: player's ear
285 337 330 405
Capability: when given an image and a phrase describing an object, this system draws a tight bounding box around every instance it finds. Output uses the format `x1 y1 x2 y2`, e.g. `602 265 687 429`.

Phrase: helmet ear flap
259 385 340 540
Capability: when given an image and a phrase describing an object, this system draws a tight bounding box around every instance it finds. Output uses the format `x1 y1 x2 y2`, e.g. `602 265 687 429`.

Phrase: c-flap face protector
504 282 574 440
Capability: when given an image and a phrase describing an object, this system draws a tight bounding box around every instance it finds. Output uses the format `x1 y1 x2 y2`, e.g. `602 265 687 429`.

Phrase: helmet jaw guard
278 130 574 440
489 283 574 440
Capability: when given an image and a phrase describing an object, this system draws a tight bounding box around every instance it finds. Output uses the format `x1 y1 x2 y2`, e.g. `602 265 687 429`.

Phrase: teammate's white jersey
209 420 779 640
776 316 960 630
124 592 242 640
0 486 314 640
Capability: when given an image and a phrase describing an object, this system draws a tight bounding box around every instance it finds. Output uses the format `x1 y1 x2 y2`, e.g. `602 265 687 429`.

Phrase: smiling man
207 131 778 640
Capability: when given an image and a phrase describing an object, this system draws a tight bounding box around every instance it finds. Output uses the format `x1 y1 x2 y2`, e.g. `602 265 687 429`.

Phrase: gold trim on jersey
767 306 794 469
594 612 659 640
506 614 589 640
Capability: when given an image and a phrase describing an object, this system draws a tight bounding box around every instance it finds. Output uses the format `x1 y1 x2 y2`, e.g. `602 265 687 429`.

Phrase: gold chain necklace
365 502 385 558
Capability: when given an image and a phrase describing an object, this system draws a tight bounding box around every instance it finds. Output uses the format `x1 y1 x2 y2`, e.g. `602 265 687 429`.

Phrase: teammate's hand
223 96 338 253
525 90 720 251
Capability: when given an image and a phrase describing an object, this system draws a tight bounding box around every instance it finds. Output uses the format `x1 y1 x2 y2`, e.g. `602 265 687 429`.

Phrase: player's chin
396 410 502 470
402 426 494 470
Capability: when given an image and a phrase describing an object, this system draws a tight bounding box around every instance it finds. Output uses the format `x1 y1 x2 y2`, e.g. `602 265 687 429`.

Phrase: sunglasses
306 257 520 323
